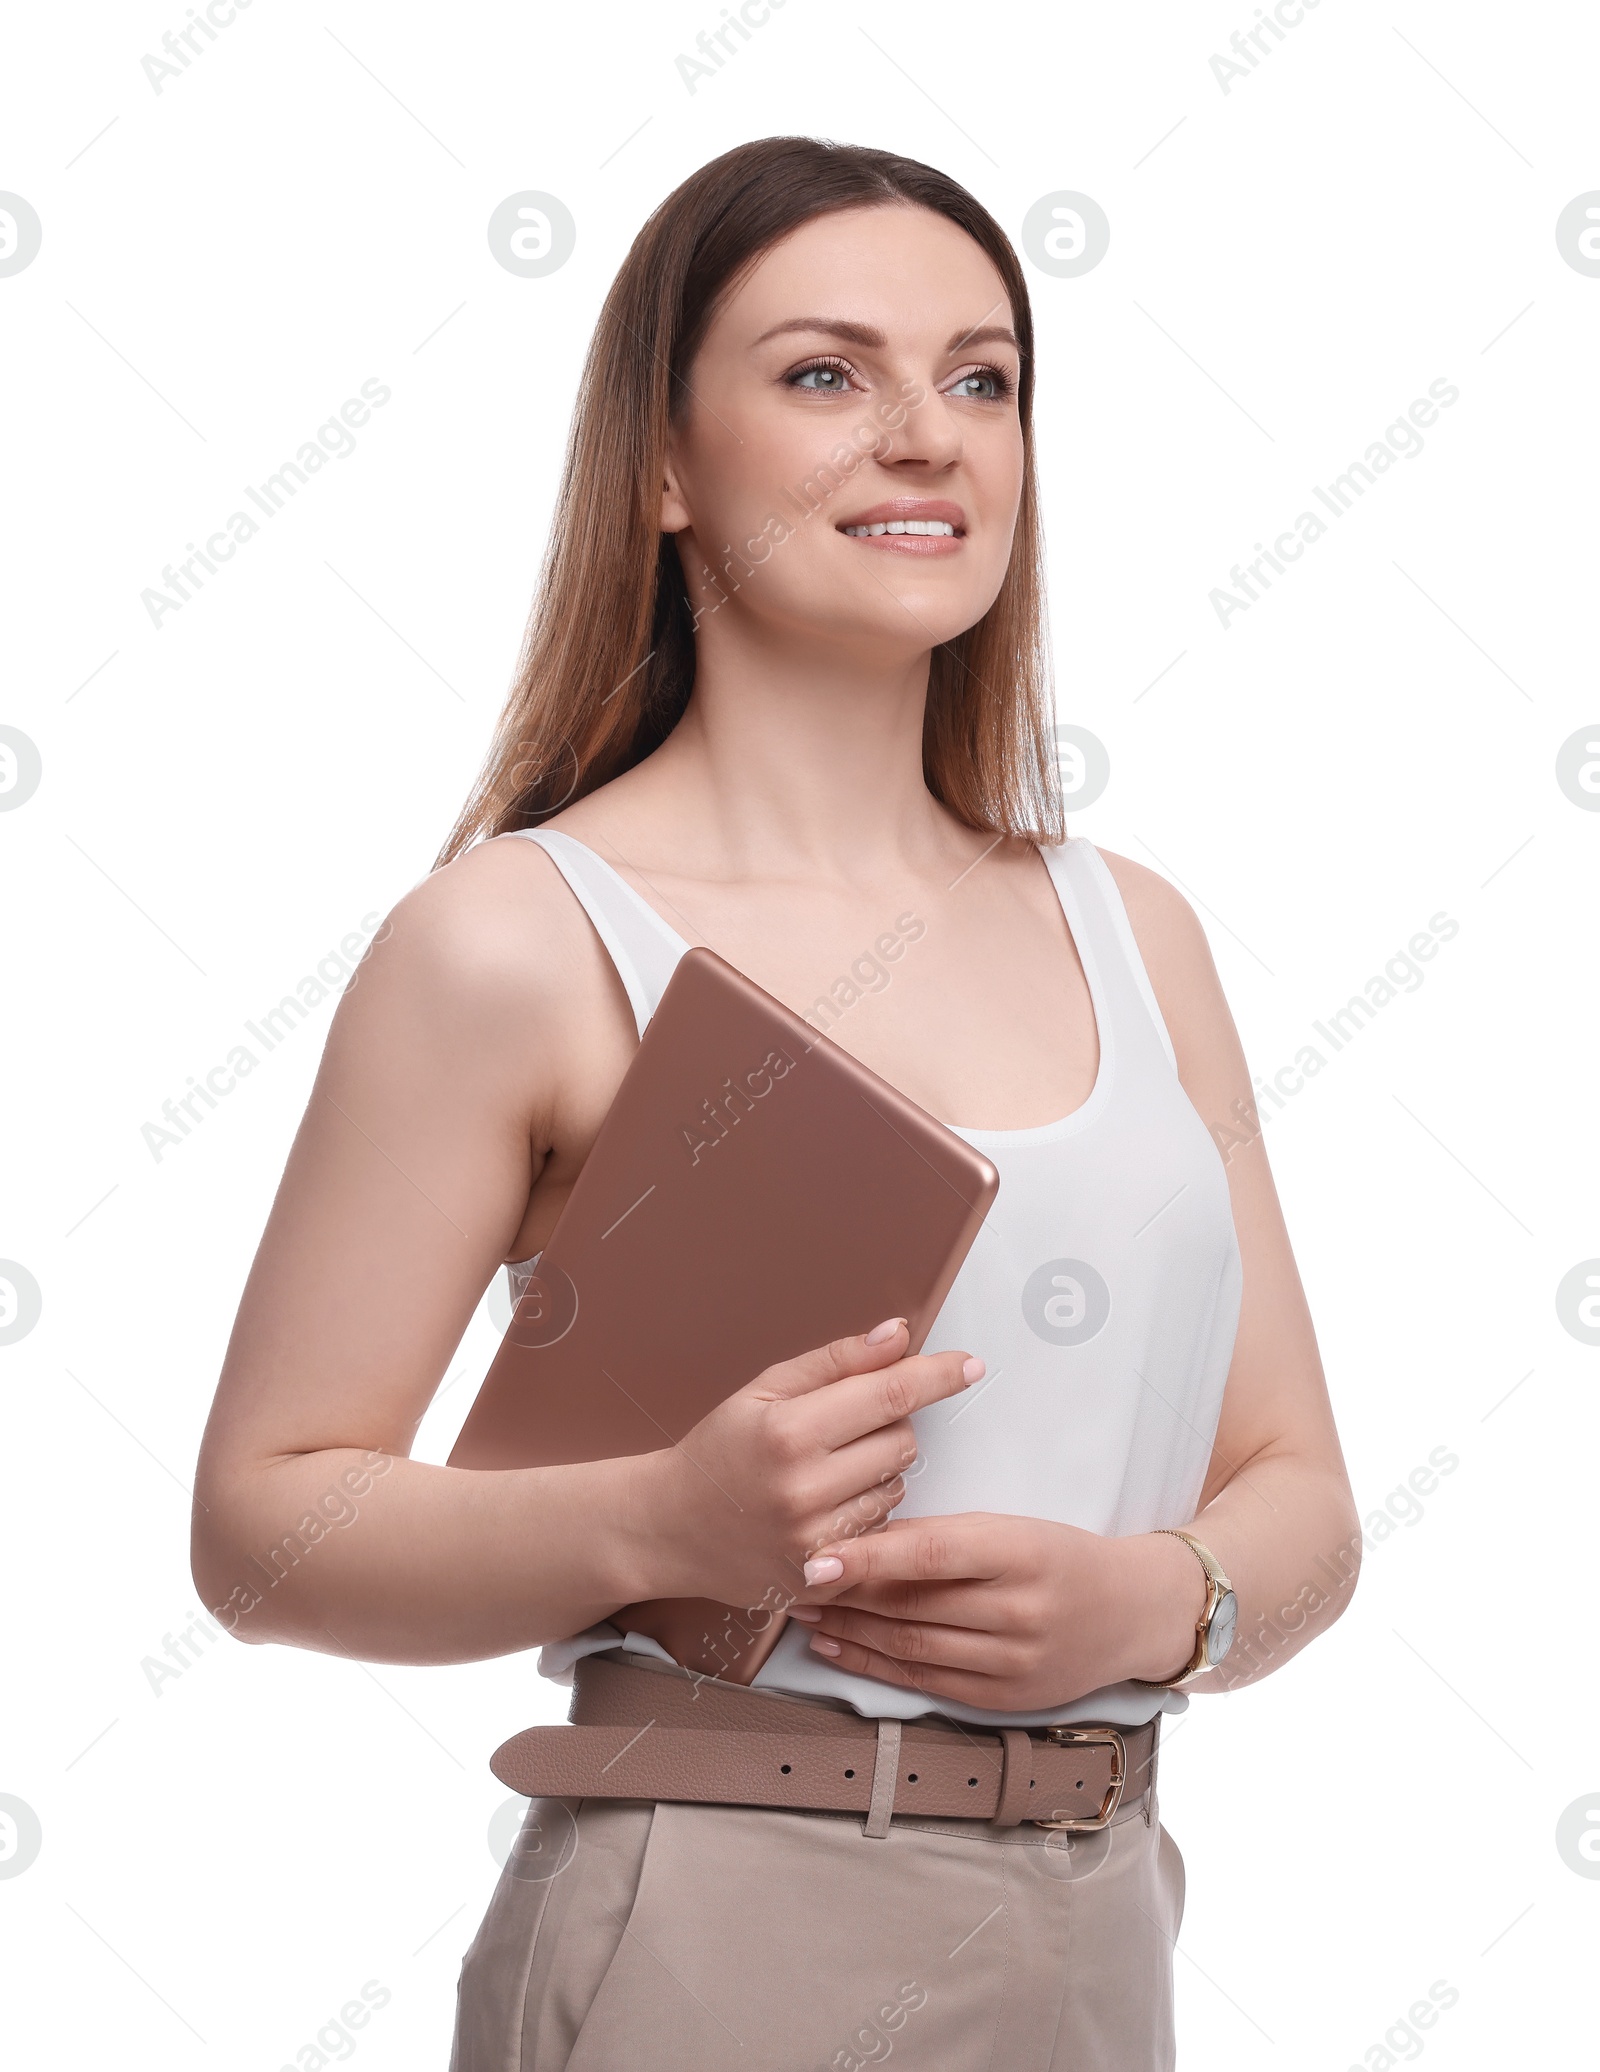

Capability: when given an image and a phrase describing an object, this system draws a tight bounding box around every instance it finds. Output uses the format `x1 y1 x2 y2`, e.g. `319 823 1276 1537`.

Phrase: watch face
1206 1590 1239 1666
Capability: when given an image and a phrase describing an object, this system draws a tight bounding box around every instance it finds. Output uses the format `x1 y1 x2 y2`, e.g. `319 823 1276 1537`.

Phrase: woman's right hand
620 1320 984 1614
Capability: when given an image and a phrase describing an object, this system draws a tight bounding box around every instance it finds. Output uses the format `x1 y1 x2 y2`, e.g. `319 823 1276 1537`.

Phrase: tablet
447 945 999 1680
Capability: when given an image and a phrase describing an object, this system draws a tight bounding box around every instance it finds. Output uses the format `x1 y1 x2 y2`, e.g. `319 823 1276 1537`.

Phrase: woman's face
662 203 1026 661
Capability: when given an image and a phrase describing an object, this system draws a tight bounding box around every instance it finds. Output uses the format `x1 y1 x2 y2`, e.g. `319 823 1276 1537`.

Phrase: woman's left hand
790 1512 1205 1712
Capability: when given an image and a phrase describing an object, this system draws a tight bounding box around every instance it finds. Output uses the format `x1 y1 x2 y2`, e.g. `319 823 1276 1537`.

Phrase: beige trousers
449 1770 1184 2070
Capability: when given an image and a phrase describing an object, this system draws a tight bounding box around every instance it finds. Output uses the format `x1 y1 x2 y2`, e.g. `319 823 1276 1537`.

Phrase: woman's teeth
842 519 957 537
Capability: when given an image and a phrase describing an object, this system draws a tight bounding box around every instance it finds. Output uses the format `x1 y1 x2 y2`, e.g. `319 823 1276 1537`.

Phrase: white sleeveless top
509 828 1243 1730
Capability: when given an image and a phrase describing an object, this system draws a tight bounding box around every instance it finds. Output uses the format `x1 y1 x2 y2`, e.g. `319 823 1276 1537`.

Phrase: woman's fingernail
803 1555 844 1584
788 1606 823 1623
962 1356 986 1385
865 1317 907 1346
808 1636 842 1657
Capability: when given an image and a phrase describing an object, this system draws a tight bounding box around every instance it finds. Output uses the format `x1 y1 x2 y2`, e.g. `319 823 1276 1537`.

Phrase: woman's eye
789 362 853 393
948 368 1008 400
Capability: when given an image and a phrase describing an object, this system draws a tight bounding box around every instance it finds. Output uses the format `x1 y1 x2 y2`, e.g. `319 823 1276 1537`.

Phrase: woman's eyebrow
752 317 887 349
950 324 1019 354
751 317 1019 353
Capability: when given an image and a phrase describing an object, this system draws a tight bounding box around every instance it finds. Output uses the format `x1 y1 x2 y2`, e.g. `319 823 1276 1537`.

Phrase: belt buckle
1031 1725 1128 1831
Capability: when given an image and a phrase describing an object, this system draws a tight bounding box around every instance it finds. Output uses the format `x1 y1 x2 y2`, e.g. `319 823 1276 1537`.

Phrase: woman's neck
615 620 962 883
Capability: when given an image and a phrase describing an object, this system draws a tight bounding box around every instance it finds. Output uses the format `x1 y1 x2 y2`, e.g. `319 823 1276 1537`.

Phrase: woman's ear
660 441 691 534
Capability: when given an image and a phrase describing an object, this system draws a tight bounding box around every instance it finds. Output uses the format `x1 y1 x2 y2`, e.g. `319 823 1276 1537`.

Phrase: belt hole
968 1777 978 1786
906 1772 918 1783
844 1768 855 1778
780 1763 792 1774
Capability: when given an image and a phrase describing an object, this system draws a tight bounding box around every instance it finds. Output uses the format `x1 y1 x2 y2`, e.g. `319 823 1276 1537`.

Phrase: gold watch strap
1160 1529 1231 1595
1132 1529 1233 1689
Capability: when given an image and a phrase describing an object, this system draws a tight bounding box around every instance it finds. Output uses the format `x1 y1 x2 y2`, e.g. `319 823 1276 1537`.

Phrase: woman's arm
1109 848 1362 1694
191 838 645 1662
192 839 974 1665
786 853 1362 1705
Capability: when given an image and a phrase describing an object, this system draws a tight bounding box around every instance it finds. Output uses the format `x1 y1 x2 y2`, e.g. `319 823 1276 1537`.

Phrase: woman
193 137 1360 2069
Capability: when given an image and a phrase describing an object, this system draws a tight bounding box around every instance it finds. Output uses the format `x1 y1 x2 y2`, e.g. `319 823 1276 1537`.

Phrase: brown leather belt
490 1651 1160 1837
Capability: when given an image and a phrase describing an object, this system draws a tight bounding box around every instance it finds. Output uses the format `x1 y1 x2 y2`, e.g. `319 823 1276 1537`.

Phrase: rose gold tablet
447 946 999 1683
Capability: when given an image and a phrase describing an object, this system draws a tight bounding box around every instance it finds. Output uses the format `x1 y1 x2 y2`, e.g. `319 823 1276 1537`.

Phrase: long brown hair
436 136 1062 867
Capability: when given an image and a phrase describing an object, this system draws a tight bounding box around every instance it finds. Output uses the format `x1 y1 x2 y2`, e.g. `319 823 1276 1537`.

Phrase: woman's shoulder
338 832 606 1050
1085 844 1206 954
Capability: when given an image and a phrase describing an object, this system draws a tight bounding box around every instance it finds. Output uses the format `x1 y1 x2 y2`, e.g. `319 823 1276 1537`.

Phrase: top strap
1045 839 1178 1075
507 829 692 1039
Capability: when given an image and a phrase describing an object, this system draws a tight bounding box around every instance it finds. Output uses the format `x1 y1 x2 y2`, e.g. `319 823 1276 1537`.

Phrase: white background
3 1 1597 2065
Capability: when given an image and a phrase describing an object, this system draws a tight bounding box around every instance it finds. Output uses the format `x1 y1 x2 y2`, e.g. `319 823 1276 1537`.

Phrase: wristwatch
1132 1530 1238 1688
